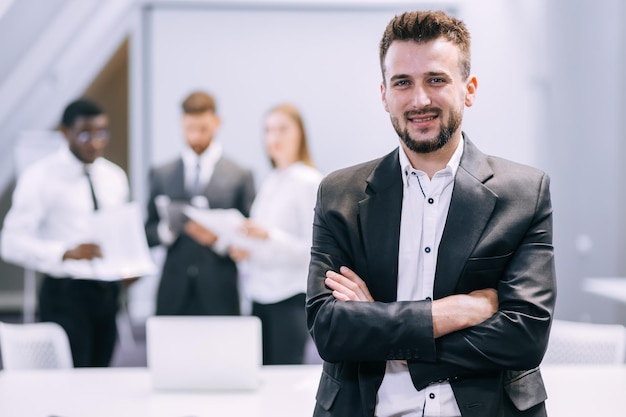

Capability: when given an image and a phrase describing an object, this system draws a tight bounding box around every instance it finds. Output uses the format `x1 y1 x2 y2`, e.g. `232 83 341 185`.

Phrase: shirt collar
398 136 465 187
59 145 97 176
182 141 222 168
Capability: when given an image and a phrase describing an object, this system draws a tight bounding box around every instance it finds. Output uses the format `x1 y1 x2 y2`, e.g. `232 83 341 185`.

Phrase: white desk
584 277 626 303
1 364 625 416
0 365 321 417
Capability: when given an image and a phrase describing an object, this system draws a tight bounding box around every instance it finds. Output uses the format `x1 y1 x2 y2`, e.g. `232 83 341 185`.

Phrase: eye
429 77 446 85
393 79 411 87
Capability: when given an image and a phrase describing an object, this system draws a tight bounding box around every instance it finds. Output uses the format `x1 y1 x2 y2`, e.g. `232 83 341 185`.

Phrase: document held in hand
183 206 259 250
87 202 158 280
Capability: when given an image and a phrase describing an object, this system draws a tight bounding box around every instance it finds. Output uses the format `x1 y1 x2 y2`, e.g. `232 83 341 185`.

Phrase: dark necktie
84 168 99 211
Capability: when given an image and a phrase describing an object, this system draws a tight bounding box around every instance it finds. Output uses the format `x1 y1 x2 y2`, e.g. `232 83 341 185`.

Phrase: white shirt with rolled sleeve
375 139 464 417
242 162 323 304
0 146 129 279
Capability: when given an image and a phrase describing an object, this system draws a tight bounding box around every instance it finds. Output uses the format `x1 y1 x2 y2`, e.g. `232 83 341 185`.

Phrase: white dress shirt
376 139 464 417
181 141 222 197
242 162 323 304
0 146 129 279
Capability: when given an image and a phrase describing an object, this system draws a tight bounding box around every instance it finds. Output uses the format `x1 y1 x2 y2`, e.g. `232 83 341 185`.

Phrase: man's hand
325 266 374 302
228 246 250 262
239 219 269 240
432 288 498 338
184 220 218 246
62 243 102 261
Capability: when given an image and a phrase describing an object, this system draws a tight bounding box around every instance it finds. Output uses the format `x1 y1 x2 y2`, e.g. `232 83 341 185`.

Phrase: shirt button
428 198 434 204
429 393 436 399
425 247 431 253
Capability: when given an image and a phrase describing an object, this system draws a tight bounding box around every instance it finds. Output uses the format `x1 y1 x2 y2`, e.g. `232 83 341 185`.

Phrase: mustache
404 108 441 118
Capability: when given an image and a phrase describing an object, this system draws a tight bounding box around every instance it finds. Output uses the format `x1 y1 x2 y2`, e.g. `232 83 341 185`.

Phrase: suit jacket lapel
358 149 403 303
165 158 187 200
204 157 222 206
434 136 497 298
357 150 402 408
205 157 234 207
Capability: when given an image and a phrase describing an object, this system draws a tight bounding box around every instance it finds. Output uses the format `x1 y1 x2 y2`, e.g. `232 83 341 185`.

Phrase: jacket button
187 265 199 277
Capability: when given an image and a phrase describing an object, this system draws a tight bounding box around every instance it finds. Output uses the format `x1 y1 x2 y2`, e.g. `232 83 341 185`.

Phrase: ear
212 114 222 129
59 127 71 142
464 75 478 107
380 82 390 113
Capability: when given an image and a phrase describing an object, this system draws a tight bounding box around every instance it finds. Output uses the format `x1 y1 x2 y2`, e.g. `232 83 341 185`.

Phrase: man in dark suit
145 91 255 316
306 10 555 417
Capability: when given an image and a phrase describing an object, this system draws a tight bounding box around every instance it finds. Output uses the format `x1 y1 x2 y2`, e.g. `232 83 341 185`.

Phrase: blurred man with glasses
1 98 131 367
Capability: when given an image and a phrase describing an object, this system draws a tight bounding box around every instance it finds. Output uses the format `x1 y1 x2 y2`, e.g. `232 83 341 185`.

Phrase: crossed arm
325 266 498 338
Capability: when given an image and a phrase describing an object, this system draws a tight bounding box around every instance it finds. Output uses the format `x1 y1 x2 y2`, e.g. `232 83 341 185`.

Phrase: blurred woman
229 104 323 364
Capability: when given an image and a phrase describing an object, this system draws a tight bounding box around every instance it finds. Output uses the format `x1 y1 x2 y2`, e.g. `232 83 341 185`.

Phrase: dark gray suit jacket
145 155 255 315
306 135 556 417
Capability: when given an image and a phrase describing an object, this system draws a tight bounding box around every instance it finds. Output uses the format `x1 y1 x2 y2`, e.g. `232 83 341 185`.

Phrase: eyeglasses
76 129 110 144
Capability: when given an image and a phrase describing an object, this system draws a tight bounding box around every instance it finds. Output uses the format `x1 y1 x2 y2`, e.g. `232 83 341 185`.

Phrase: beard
392 107 462 154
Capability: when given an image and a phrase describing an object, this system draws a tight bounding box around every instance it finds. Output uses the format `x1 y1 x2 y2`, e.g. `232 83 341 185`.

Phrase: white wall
135 0 546 198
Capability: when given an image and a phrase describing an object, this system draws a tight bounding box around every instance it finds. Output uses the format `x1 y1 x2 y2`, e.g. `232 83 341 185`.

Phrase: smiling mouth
406 109 439 124
411 115 436 123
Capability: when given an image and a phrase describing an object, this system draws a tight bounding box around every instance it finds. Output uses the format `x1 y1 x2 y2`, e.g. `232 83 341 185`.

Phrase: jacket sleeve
409 173 555 388
236 169 256 218
306 175 439 364
144 167 162 248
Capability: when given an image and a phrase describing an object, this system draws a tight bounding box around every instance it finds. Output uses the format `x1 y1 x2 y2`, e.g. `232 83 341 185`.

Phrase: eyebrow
389 74 411 83
389 71 450 83
425 71 449 78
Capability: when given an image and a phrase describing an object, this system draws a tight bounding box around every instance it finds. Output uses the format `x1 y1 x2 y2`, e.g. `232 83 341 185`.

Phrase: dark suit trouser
252 293 307 365
39 276 120 367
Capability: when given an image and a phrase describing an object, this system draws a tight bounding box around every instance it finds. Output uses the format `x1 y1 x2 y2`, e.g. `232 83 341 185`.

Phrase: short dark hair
379 10 472 82
182 91 217 114
60 98 104 128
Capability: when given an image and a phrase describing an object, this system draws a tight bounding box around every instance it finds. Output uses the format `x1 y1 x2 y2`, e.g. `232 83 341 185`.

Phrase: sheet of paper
183 206 253 247
154 195 190 235
88 202 158 280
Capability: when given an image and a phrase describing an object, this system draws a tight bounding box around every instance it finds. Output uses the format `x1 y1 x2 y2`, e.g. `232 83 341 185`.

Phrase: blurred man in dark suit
145 90 255 316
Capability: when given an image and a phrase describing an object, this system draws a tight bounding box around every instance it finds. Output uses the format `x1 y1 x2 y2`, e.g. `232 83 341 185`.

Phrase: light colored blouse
242 162 323 304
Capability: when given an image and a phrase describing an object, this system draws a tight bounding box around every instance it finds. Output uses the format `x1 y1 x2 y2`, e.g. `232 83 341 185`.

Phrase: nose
86 136 108 150
412 86 431 108
187 130 202 144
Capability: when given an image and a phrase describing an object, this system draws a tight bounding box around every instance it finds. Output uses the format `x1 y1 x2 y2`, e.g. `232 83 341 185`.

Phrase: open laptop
146 315 262 391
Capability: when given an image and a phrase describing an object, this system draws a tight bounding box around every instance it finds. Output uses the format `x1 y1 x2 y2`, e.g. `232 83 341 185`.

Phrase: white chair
542 319 626 364
0 321 73 370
